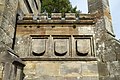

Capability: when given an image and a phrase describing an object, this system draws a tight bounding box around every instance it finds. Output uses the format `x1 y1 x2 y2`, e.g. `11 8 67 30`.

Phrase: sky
70 0 120 39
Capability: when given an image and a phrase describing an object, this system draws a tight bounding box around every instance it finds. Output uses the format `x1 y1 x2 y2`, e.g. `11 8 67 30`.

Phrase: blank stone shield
76 39 91 56
32 39 46 56
54 39 68 56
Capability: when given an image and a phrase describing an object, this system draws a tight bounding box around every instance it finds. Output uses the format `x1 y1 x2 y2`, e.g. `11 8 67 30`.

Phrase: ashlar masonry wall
0 0 25 80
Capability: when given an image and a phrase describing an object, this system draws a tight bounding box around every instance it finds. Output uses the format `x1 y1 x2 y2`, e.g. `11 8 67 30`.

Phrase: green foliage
41 0 79 14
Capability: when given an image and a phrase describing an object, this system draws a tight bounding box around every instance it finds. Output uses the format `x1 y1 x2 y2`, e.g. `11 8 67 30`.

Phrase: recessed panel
76 39 91 56
32 39 46 56
54 39 68 56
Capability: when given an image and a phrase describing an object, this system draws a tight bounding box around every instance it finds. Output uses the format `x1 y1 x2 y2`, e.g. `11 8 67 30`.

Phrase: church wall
0 0 120 80
15 13 98 80
88 0 120 79
0 0 25 80
23 61 99 80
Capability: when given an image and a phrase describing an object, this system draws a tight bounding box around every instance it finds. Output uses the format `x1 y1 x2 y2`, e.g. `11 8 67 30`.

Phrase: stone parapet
18 13 96 24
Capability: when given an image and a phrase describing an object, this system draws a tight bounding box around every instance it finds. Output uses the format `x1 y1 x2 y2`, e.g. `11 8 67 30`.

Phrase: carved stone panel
17 35 94 59
75 39 91 56
54 39 68 56
32 39 46 56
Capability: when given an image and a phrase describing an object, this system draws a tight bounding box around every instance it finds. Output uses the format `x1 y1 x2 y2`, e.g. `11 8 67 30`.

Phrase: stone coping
18 13 95 20
17 13 96 24
0 48 25 67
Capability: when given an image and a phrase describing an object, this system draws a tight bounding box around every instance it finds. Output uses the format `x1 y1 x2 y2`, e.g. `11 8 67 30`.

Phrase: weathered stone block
40 13 48 20
82 76 99 80
6 0 18 9
0 0 5 4
114 75 120 80
3 10 16 27
0 5 5 16
99 76 110 80
51 13 62 19
14 36 31 57
0 42 6 52
23 61 99 79
64 77 79 80
65 13 76 20
98 62 109 77
60 62 81 76
0 28 13 47
107 61 120 77
102 53 116 62
2 1 18 27
81 61 98 76
0 63 3 79
38 76 58 80
1 18 15 38
36 62 60 76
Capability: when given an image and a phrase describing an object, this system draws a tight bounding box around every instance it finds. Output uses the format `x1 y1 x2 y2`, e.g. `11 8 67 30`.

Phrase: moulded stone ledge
0 47 25 67
21 57 98 61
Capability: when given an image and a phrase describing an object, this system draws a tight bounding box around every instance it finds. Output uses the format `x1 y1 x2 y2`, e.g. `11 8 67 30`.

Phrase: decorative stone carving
76 39 90 56
54 39 67 56
32 39 46 56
